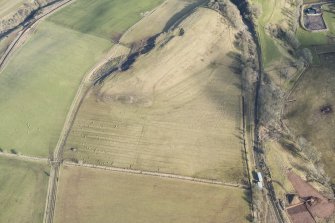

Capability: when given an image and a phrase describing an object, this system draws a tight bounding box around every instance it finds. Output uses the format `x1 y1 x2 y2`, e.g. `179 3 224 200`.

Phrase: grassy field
0 157 49 223
54 165 250 223
0 0 165 157
251 0 288 66
48 0 165 40
284 53 335 183
64 8 245 183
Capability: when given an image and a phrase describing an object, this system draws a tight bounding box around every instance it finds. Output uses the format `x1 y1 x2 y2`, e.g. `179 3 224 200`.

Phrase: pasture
0 156 49 223
251 0 289 66
284 53 335 183
0 21 111 157
65 8 245 183
0 0 165 157
48 0 165 40
54 165 250 223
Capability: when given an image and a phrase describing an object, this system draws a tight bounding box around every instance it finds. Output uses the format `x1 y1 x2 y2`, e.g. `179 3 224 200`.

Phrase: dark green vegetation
0 157 49 223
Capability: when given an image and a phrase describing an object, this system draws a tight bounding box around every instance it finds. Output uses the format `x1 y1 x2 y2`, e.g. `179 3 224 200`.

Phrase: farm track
0 0 74 73
0 152 48 163
63 161 250 189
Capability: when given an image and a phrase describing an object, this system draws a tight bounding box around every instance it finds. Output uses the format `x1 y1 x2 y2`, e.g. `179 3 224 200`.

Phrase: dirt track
0 152 48 163
64 161 249 189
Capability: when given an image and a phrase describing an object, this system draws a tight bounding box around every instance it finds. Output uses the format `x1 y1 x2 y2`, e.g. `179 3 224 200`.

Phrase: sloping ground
0 0 164 157
0 157 49 223
284 54 335 182
47 0 165 40
120 0 200 45
251 0 290 66
0 21 111 157
288 172 335 219
64 8 245 183
54 165 250 223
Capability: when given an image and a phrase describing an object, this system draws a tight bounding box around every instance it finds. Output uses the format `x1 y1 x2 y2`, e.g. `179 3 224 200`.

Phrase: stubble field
54 165 250 223
65 8 245 183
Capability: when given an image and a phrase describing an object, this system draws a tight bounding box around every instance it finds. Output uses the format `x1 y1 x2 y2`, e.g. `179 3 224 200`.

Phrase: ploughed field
54 165 250 223
65 8 245 183
0 157 49 223
284 53 335 183
0 0 164 157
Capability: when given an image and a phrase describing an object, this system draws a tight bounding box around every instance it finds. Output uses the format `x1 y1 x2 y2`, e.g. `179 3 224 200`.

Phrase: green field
0 157 49 223
284 53 335 183
252 0 287 66
54 165 250 223
0 21 111 156
0 0 165 157
48 0 165 40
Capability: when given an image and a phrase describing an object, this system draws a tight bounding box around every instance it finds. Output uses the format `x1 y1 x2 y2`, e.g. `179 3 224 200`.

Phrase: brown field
284 53 335 183
54 165 250 223
64 8 245 183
